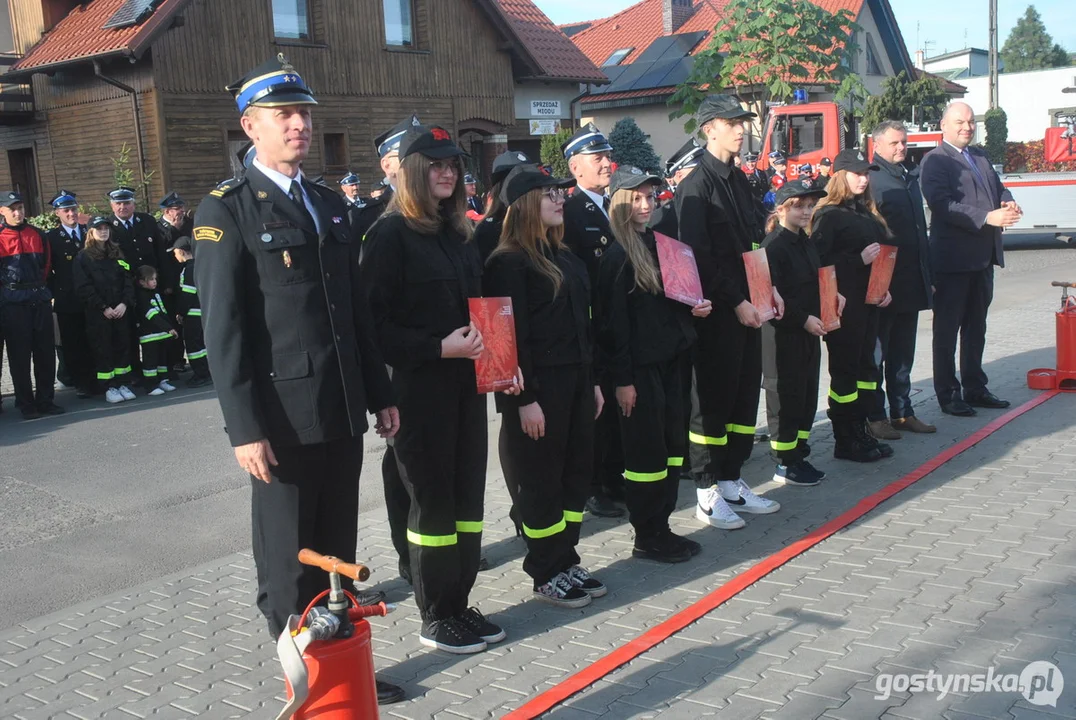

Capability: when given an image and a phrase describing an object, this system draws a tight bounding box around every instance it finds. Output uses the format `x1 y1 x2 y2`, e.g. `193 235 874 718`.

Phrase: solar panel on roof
636 58 680 90
635 36 678 65
660 31 708 61
102 0 162 30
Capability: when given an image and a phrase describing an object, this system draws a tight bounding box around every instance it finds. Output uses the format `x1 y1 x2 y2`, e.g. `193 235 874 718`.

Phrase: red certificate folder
655 232 704 306
469 297 518 394
819 265 841 331
743 248 776 321
866 245 898 305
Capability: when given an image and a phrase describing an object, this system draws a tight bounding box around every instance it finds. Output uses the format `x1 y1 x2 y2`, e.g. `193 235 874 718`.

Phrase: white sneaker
118 386 137 401
722 479 781 515
148 387 165 396
158 380 176 393
105 388 124 404
695 485 746 529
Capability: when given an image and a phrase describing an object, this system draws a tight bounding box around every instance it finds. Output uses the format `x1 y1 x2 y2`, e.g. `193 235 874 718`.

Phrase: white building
961 66 1076 142
921 48 1003 81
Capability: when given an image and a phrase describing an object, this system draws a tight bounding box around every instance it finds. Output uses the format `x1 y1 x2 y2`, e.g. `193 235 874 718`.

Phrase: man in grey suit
920 102 1022 417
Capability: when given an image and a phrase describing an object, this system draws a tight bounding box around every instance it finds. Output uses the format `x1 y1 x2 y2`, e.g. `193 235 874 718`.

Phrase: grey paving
0 247 1075 719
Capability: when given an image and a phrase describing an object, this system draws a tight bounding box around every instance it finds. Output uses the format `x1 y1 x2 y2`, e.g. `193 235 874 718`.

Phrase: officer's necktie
602 196 610 213
289 180 316 229
961 148 987 189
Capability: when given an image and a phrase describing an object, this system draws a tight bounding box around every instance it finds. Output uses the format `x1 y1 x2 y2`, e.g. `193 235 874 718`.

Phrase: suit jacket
920 142 1013 273
869 156 932 312
109 212 164 273
45 224 87 313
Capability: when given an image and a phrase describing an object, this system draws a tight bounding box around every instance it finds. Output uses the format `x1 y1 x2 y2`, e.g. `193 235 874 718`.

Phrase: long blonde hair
609 185 662 294
84 225 121 260
387 152 470 237
766 196 815 234
809 169 890 235
491 189 565 294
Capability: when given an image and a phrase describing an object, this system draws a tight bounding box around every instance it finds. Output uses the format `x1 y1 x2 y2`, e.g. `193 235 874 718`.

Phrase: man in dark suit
920 102 1022 417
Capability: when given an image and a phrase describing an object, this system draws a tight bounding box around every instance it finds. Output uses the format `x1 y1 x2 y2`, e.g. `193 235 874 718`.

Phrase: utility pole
988 0 999 109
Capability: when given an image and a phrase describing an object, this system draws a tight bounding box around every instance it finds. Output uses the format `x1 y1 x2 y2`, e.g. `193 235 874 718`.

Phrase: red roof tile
493 0 606 82
12 0 187 74
579 86 675 103
915 69 967 96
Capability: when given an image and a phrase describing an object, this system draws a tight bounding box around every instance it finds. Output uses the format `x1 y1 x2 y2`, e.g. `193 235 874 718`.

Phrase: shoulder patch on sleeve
194 226 224 243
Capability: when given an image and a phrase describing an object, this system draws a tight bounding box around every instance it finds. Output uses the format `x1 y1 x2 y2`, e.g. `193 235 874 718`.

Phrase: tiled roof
11 0 188 75
571 0 864 70
579 86 675 104
915 69 967 96
492 0 607 82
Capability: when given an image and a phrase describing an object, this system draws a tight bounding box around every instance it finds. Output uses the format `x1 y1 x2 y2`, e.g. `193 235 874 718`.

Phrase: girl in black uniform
72 216 136 405
598 166 711 563
810 149 894 463
472 151 532 264
484 167 607 608
362 125 509 655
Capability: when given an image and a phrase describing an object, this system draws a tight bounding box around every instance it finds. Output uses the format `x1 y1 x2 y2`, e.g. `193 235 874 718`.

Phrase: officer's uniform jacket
109 212 164 273
193 165 393 449
45 224 86 314
561 188 612 295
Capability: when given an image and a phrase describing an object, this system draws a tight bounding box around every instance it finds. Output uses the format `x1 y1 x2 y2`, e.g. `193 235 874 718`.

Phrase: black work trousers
393 363 487 622
140 339 171 382
56 311 95 391
619 356 685 541
251 436 365 637
768 329 821 466
870 309 921 421
1 301 56 408
932 269 993 405
500 364 594 586
161 292 185 368
183 316 209 378
824 302 879 421
381 443 411 568
592 376 624 497
85 311 131 388
689 308 762 485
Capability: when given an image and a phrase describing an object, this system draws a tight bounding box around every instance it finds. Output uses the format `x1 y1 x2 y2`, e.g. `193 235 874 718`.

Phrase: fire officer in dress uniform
157 192 192 371
46 190 94 398
352 115 419 241
108 187 164 272
192 54 405 706
560 123 624 519
767 151 789 189
464 173 483 217
650 138 704 240
676 95 783 532
338 172 366 244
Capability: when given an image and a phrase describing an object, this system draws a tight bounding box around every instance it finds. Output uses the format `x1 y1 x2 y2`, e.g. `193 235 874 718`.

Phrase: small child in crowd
134 265 178 397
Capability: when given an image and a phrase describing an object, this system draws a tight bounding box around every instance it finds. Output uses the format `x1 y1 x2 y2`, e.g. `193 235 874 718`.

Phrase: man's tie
961 148 987 189
289 180 316 229
602 196 610 213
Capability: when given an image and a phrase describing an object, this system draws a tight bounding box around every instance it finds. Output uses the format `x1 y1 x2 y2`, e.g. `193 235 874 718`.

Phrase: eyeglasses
428 159 461 175
543 188 566 202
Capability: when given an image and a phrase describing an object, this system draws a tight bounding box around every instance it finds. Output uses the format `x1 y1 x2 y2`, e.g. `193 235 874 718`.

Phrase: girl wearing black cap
72 217 136 405
599 167 712 563
810 150 894 463
361 125 508 654
484 166 607 607
472 151 532 263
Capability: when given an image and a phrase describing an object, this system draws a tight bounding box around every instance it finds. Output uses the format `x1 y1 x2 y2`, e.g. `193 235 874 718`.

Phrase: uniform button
325 272 331 279
335 334 342 341
330 303 336 310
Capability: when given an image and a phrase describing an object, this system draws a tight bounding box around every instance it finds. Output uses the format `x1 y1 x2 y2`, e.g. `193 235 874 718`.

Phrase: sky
533 0 1076 57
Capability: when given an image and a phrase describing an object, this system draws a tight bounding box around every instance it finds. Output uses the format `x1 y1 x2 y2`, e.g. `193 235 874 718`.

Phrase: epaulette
209 177 246 198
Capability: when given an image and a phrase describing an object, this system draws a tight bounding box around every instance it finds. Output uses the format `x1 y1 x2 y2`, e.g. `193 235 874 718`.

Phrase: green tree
540 127 573 178
1001 5 1071 72
608 117 663 173
984 108 1008 166
669 0 867 134
861 71 950 133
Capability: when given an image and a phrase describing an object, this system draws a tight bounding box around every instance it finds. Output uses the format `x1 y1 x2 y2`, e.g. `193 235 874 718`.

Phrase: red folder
866 245 898 305
743 248 776 321
469 297 518 394
819 265 841 331
655 232 704 306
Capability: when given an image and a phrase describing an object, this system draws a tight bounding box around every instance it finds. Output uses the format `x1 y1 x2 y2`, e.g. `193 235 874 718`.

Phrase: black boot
854 420 893 458
832 418 883 463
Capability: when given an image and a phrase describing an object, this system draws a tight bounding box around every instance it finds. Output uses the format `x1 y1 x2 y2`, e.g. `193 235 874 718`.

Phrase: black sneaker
533 572 591 608
186 375 212 388
585 493 624 518
419 617 486 654
800 460 827 481
633 534 691 563
773 462 821 487
662 528 702 557
565 565 607 597
37 401 65 416
21 406 42 420
455 607 505 643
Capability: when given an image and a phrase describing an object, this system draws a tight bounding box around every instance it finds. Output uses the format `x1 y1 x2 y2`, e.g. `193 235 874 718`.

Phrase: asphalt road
1 241 1074 629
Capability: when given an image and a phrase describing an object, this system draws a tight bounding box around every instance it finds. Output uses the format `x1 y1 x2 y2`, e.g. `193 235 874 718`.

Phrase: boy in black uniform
158 192 191 372
650 138 703 239
46 190 94 398
170 236 211 388
134 265 178 396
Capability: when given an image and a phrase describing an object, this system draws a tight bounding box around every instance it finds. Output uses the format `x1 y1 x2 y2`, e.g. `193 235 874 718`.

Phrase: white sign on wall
530 119 561 135
530 100 562 117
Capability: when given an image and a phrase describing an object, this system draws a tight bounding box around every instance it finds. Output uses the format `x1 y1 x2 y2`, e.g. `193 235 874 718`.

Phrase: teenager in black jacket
72 216 136 404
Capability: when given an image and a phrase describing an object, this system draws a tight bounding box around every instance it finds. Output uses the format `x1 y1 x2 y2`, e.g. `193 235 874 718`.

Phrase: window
602 48 633 67
323 133 348 172
771 113 825 157
384 0 414 47
865 34 883 76
272 0 310 40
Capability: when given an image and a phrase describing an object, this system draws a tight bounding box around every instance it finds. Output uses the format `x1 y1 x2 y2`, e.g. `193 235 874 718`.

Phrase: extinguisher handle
297 549 371 582
1051 281 1076 288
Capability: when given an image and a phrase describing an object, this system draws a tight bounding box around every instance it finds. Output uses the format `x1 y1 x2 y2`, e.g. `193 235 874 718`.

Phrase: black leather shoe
37 401 66 415
585 493 624 518
965 392 1010 409
632 535 691 563
76 387 94 399
376 678 405 705
349 589 386 606
186 375 213 388
941 399 977 417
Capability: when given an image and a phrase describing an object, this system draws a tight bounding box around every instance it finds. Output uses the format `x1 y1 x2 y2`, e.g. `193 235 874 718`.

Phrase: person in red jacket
0 191 64 419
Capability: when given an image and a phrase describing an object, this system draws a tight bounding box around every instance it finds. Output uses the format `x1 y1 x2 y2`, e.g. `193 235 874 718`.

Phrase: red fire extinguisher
276 550 393 719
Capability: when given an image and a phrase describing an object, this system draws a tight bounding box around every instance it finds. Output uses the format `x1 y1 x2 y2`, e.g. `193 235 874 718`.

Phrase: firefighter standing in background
169 235 211 388
815 157 832 190
473 151 531 264
157 192 191 372
767 151 789 189
338 172 366 244
45 190 94 398
650 138 703 239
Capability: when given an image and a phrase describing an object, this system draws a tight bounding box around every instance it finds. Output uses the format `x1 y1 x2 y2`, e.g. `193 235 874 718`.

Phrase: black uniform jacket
109 212 164 273
675 150 761 312
193 166 393 449
596 232 695 387
45 224 86 314
361 211 481 373
135 286 176 339
869 157 932 312
353 187 393 242
811 201 890 304
562 189 612 295
649 201 678 240
483 244 592 410
178 259 200 316
158 216 193 296
763 226 821 333
472 213 504 264
72 249 134 312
